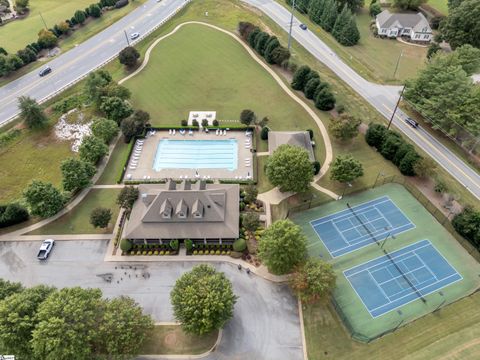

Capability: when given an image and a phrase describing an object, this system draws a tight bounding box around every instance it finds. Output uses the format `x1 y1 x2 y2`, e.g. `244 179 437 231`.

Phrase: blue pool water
153 139 238 171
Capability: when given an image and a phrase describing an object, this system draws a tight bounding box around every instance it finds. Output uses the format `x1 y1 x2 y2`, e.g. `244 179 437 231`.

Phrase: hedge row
292 65 336 111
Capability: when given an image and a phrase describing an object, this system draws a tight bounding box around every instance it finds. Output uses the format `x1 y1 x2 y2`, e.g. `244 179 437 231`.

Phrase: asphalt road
0 240 304 360
0 0 189 125
243 0 480 201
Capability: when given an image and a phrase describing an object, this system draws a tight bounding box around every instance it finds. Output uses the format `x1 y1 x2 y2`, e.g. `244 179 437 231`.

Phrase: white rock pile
54 109 92 152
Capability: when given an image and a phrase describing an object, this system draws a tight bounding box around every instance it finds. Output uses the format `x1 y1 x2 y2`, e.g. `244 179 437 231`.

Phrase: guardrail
1 0 193 127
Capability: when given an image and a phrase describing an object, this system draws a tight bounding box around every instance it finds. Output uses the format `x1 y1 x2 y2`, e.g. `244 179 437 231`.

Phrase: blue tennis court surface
310 196 414 257
344 240 462 318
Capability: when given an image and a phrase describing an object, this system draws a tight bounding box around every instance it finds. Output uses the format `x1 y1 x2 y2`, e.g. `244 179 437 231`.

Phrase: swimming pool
152 139 238 171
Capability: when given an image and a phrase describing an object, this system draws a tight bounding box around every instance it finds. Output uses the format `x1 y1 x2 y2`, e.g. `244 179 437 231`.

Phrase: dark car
39 66 52 77
299 23 308 30
405 117 419 128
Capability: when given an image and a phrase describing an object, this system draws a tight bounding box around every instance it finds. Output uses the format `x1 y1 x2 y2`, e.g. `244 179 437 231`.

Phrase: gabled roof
124 181 239 239
268 131 315 161
376 10 432 33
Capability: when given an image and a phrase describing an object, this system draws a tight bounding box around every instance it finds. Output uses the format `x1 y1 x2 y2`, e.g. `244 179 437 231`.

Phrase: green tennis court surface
291 183 480 342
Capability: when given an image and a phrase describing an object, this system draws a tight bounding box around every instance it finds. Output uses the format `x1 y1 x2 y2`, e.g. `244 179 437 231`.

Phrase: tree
258 219 307 275
380 131 403 160
100 83 132 101
314 87 336 110
244 182 258 203
238 22 258 40
427 43 442 59
290 258 336 303
91 117 119 143
240 109 256 125
392 142 414 166
393 0 426 9
31 287 104 360
88 3 102 18
0 279 23 301
413 157 436 178
74 10 87 25
119 46 140 67
452 207 480 249
79 135 108 164
291 65 312 91
320 0 338 32
100 96 133 123
270 46 291 65
98 296 153 358
56 21 70 35
90 207 112 228
0 203 29 228
18 96 47 129
303 71 320 92
330 155 364 183
84 70 112 104
17 48 37 65
337 0 364 11
0 47 7 56
399 150 421 176
3 54 23 72
247 27 261 48
332 5 351 42
242 212 260 232
61 157 96 192
304 78 321 99
0 285 54 359
260 126 269 140
369 2 382 16
448 0 465 8
328 113 361 140
117 186 139 211
37 29 58 49
309 0 325 24
254 31 271 56
14 0 29 12
440 0 480 49
121 109 150 142
23 180 64 217
266 144 314 193
365 122 387 148
264 37 280 64
171 264 237 335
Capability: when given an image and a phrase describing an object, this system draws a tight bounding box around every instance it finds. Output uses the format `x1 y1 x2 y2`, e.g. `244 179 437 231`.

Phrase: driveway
0 240 304 360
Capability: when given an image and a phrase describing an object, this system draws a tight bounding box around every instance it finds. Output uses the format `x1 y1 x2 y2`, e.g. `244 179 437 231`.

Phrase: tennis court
345 239 462 318
310 196 414 257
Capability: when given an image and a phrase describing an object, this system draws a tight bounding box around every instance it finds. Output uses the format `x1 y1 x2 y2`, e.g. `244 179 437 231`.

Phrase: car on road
299 23 307 30
39 66 52 77
130 32 140 40
405 117 419 128
37 239 55 260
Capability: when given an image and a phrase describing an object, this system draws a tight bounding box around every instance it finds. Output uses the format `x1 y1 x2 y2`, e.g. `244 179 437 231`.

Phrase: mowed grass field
0 0 93 53
123 23 327 164
428 0 449 14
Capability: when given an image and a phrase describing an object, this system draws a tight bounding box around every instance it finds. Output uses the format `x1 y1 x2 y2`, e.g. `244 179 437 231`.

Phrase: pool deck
124 129 254 181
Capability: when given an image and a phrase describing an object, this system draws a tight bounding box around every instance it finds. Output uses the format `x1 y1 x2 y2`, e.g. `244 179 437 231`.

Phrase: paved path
242 0 480 201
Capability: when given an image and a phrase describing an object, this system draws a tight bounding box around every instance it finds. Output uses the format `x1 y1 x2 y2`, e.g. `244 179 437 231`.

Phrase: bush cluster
452 207 480 250
365 123 421 176
0 203 29 228
292 65 336 111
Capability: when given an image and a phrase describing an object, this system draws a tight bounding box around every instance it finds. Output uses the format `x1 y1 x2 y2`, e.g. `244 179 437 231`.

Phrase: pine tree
332 5 351 43
320 0 338 32
341 15 360 46
264 37 281 64
308 0 325 25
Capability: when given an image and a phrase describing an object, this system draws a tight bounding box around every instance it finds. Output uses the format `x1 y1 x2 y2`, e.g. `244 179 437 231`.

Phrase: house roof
124 180 239 239
268 131 315 161
376 10 432 33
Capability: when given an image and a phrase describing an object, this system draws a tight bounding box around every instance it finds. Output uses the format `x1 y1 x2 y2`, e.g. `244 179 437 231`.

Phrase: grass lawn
122 23 326 164
96 140 130 185
28 188 121 235
0 125 73 203
256 155 274 193
141 325 218 355
427 0 449 14
304 292 480 360
274 3 427 83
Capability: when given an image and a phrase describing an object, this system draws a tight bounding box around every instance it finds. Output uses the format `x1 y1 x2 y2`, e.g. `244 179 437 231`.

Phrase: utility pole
387 85 405 130
39 12 48 30
392 50 403 79
287 0 296 50
124 30 130 46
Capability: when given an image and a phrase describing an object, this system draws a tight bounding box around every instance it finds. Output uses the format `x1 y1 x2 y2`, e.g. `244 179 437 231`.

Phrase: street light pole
393 50 403 79
287 0 296 51
39 12 48 30
387 85 405 130
124 30 130 46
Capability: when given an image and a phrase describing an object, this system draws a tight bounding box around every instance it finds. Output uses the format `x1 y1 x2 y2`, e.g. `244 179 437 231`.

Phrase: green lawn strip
427 0 449 15
0 123 73 203
141 325 218 355
96 140 130 185
273 3 427 84
256 155 274 193
304 292 480 360
27 188 121 235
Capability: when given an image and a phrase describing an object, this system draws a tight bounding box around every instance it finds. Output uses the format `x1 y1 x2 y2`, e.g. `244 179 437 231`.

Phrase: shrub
213 119 219 126
201 119 209 127
312 161 321 175
434 179 448 193
240 109 256 125
170 239 179 251
243 212 260 232
115 0 128 8
240 201 246 211
91 117 118 144
185 239 193 252
216 250 221 255
304 78 321 99
365 123 387 148
181 119 188 126
291 65 312 91
399 151 421 176
120 238 132 252
260 126 269 140
230 251 243 258
380 132 403 161
119 46 140 67
452 207 480 249
314 88 336 111
90 207 112 228
79 135 108 164
192 119 199 127
233 238 247 252
0 203 29 228
306 129 314 140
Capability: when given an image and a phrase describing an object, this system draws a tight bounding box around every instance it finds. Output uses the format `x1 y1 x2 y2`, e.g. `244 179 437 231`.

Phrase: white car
37 239 55 260
130 32 140 40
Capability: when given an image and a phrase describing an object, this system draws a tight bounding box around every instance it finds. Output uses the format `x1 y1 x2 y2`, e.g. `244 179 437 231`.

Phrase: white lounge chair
129 166 136 170
173 129 176 135
143 175 147 179
215 129 219 135
223 130 227 135
180 175 184 179
169 129 172 135
189 129 193 136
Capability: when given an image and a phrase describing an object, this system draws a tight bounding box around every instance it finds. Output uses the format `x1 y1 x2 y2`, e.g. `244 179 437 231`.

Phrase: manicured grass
0 125 73 203
122 23 326 163
28 188 121 234
141 325 218 355
275 3 427 83
96 139 130 185
256 155 273 193
427 0 449 15
304 292 480 360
